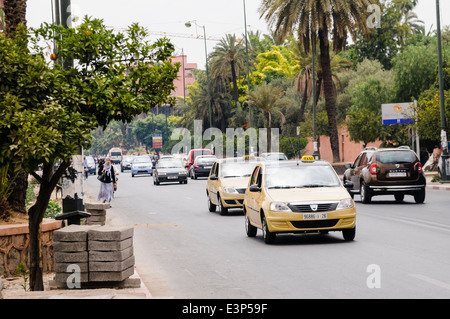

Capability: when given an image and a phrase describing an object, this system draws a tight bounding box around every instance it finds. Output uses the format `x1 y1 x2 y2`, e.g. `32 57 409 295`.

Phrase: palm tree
259 0 377 162
292 51 351 122
3 0 27 38
248 83 286 152
209 34 245 108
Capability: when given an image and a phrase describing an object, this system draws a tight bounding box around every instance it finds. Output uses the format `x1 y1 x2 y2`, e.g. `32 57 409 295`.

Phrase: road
84 168 450 299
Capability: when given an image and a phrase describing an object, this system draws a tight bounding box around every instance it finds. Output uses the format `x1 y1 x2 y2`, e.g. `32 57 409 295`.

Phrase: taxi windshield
220 161 258 178
265 165 341 189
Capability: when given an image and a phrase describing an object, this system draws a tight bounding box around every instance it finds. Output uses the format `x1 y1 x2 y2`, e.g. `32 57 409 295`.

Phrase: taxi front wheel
207 193 216 212
342 227 356 241
262 214 276 244
244 209 257 237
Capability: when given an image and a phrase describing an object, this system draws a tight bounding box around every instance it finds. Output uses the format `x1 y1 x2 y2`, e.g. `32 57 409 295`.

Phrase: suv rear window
376 151 416 164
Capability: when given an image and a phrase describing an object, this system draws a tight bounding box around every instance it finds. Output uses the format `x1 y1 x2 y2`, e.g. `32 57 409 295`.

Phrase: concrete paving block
53 240 87 252
89 256 135 272
84 202 110 210
86 219 105 226
55 251 89 263
88 237 133 252
89 247 133 262
86 209 106 216
88 226 134 241
55 262 89 273
53 225 100 242
89 266 134 282
55 271 89 283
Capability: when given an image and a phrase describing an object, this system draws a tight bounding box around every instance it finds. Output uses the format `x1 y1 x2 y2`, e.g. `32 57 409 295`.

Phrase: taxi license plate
204 166 212 169
303 213 327 220
168 176 177 179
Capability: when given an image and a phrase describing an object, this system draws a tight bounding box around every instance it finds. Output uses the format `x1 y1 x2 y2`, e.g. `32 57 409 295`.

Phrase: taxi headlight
159 172 167 176
336 198 354 210
179 171 187 175
223 187 238 194
270 201 292 212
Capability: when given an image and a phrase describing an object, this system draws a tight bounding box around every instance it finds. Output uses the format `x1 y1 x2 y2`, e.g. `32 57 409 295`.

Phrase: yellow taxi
243 156 356 244
206 157 263 215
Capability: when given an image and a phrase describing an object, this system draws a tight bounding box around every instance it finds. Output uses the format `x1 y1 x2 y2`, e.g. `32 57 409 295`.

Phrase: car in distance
153 159 188 185
86 156 96 175
186 149 214 172
120 155 135 172
206 157 263 215
131 155 153 177
190 155 217 179
343 146 426 204
243 156 356 244
260 152 288 161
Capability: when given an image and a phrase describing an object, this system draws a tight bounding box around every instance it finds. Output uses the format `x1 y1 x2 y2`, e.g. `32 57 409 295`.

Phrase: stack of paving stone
53 225 99 285
52 225 136 288
88 226 135 282
84 202 110 226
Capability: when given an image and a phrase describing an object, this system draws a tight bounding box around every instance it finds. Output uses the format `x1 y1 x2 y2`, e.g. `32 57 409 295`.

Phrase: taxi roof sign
301 155 315 162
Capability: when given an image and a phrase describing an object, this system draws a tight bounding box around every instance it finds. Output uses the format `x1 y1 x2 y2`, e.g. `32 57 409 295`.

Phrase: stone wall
0 219 62 277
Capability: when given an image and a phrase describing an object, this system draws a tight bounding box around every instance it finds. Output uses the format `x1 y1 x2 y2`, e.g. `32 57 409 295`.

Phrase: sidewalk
425 172 450 191
1 176 153 299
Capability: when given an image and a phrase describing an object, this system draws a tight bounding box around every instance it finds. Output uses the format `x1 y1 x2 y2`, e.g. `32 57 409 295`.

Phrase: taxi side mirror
344 181 354 189
249 185 261 192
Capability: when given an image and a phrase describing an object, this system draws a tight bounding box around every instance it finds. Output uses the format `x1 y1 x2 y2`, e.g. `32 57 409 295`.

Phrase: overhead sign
381 102 415 125
152 133 162 149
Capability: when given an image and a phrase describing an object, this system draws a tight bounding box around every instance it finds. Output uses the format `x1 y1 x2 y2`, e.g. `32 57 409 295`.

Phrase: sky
26 0 450 69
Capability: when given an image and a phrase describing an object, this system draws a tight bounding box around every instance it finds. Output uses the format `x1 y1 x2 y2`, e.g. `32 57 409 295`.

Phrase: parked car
131 155 153 177
260 152 288 161
185 149 213 171
120 155 135 172
153 159 188 185
190 155 216 179
243 156 356 244
343 146 426 204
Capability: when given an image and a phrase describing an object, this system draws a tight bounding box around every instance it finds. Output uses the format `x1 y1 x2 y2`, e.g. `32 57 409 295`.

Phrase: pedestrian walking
97 157 116 203
82 156 89 179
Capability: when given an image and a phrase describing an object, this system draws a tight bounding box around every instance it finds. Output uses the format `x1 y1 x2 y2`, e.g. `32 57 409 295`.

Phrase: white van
108 148 123 164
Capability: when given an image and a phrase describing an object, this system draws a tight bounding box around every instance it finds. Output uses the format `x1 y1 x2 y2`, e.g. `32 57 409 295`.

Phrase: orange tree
0 18 179 291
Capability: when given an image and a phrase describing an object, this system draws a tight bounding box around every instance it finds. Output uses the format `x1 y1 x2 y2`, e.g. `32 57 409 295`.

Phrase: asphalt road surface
84 168 450 299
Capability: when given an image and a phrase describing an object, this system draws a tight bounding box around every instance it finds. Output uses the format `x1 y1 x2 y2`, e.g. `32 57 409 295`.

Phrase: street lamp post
436 0 449 182
243 0 251 129
185 20 213 129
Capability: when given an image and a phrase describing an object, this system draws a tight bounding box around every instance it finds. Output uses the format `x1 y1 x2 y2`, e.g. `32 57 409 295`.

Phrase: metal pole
436 0 449 182
203 25 213 129
243 0 251 128
312 43 319 160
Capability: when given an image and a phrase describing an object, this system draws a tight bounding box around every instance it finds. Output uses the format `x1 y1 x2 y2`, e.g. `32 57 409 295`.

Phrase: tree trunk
319 28 340 163
7 166 28 214
230 60 239 107
3 0 27 38
28 160 71 291
265 111 272 152
297 84 308 123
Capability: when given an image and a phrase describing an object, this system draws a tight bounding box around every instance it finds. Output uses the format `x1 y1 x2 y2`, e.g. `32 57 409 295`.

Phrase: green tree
0 18 179 291
209 34 245 107
260 0 378 162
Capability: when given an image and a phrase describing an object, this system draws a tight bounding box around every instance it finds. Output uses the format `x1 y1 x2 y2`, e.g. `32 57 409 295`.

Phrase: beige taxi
206 157 263 215
243 156 356 244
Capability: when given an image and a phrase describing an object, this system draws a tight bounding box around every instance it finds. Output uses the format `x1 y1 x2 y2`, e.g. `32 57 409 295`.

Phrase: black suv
343 146 426 204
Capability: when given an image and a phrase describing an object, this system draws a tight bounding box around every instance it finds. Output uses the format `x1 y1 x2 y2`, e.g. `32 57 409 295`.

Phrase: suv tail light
416 162 423 174
370 163 377 175
194 164 199 168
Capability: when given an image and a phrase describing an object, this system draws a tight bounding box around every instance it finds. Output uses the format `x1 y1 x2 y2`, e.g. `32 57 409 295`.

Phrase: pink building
303 125 382 164
171 55 197 99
